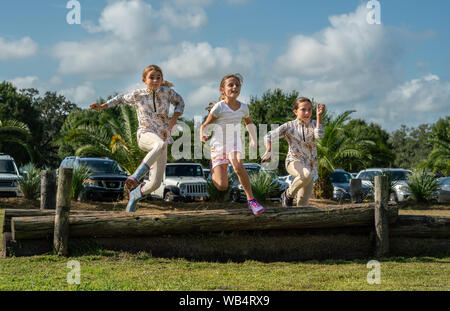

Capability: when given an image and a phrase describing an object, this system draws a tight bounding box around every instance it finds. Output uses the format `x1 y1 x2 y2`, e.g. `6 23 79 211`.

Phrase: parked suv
0 153 23 197
355 168 412 202
60 156 128 201
150 163 209 202
330 169 372 201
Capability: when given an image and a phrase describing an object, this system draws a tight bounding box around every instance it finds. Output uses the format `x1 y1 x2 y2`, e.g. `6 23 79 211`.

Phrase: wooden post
53 167 73 256
374 175 389 257
40 170 56 210
350 178 362 203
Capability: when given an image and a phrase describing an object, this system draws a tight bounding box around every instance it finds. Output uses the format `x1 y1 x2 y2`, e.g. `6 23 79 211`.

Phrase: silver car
355 168 412 202
435 177 450 203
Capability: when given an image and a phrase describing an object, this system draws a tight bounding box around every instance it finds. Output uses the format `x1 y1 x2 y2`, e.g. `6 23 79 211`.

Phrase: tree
389 124 433 169
0 119 33 160
342 119 395 172
60 105 146 174
314 111 377 199
419 117 450 176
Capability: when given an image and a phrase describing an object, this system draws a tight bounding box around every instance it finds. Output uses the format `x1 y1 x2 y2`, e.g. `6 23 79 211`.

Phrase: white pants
138 132 167 195
286 161 314 206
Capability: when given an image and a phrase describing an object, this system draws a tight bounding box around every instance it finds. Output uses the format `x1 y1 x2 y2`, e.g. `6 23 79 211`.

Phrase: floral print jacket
264 119 325 176
106 86 185 144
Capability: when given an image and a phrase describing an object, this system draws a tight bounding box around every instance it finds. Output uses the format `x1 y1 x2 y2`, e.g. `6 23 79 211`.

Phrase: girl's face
220 78 241 100
294 101 312 122
143 70 163 91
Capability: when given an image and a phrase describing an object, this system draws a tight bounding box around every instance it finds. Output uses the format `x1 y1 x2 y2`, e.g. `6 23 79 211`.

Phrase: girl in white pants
90 65 185 212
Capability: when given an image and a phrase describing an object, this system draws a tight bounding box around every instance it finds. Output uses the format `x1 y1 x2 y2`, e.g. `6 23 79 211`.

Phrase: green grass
1 208 449 291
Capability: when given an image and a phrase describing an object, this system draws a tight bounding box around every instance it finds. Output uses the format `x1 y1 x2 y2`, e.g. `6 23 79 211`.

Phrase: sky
0 0 449 132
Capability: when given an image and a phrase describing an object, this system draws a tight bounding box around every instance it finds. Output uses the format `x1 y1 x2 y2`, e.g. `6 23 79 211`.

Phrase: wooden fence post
40 170 56 210
54 167 73 256
350 178 362 203
374 175 389 257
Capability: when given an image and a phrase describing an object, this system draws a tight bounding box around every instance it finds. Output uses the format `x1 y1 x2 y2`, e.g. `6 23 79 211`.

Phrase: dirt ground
1 196 449 213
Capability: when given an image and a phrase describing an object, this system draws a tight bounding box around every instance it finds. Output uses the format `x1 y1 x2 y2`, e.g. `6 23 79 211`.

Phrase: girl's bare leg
229 152 254 200
211 163 229 191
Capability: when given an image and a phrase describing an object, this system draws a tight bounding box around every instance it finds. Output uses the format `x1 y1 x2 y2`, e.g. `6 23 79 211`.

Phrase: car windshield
245 166 261 175
330 172 352 183
439 178 450 186
389 170 412 181
166 165 203 177
78 160 125 174
0 160 16 174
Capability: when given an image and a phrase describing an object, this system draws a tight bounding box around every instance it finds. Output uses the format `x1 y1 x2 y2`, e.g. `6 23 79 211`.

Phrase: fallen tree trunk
11 204 398 241
2 209 116 233
390 215 450 238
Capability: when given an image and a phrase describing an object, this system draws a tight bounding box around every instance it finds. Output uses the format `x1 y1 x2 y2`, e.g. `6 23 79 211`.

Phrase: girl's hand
90 102 107 111
249 139 257 149
261 151 272 163
316 104 325 117
200 128 211 143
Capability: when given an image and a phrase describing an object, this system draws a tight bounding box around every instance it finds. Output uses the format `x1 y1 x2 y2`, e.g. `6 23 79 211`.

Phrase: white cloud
186 82 219 110
162 41 233 80
159 4 208 29
0 37 38 60
59 82 96 106
8 76 40 89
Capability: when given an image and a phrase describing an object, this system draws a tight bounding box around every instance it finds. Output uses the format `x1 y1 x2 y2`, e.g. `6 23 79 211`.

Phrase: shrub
249 170 280 203
407 170 439 203
206 175 232 202
18 163 41 199
72 165 92 200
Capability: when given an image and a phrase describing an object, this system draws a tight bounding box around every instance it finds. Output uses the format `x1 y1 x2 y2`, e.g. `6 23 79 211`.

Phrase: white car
149 163 209 201
0 153 23 197
355 168 412 202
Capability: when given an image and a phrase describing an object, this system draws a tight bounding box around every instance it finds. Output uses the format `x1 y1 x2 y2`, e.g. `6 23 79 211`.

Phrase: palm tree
314 110 376 199
421 136 450 176
60 105 146 174
0 119 33 161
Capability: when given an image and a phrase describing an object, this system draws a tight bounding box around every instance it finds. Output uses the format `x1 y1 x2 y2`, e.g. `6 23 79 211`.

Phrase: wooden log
11 204 399 241
374 175 389 257
53 167 73 256
390 215 450 238
350 179 362 203
2 209 118 233
40 170 56 210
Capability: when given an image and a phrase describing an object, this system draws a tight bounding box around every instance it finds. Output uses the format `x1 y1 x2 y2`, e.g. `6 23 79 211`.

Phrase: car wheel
164 191 175 202
231 191 240 203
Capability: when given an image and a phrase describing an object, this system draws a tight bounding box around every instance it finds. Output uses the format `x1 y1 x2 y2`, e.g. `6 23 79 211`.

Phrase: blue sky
1 0 449 132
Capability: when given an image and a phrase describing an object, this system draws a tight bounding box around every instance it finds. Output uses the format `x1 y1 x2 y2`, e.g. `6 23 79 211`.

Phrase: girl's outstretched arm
200 113 217 142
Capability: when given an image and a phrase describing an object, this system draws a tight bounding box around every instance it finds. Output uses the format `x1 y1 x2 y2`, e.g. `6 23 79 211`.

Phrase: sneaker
281 190 294 207
124 177 139 197
248 198 265 215
126 184 143 212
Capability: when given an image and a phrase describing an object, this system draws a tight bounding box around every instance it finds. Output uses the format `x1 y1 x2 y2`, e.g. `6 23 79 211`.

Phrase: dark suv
60 156 128 201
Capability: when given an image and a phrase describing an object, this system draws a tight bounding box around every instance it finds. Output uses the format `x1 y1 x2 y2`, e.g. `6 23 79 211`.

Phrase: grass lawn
1 203 449 291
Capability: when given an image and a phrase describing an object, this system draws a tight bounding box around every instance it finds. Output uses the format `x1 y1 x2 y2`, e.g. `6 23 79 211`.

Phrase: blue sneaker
248 198 265 215
126 184 143 212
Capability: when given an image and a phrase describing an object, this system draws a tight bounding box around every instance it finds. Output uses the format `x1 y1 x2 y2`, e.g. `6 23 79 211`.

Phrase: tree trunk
11 204 398 241
313 167 334 199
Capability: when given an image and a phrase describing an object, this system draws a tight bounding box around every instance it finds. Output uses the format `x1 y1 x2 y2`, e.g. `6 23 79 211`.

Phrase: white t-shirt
209 100 249 150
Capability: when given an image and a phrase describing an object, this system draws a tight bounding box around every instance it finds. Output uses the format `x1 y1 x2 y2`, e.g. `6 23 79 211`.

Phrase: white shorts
210 139 243 169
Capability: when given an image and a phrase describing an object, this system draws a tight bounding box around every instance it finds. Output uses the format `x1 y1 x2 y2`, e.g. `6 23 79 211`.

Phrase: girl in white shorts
200 74 264 215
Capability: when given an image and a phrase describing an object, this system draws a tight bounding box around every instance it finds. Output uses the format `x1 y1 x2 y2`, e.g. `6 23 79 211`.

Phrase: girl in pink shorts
200 74 264 215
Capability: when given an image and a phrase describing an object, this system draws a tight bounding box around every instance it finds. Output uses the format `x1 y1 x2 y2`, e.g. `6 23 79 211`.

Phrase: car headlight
334 187 346 193
179 185 186 195
396 185 409 192
84 179 98 187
